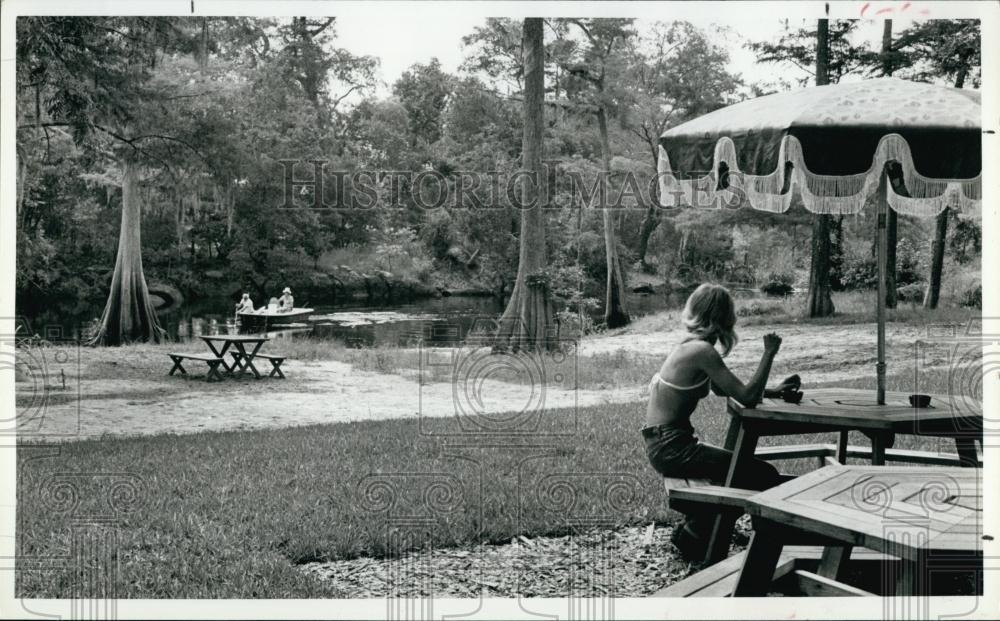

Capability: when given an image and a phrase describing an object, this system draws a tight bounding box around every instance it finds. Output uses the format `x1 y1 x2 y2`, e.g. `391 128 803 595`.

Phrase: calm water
25 287 763 348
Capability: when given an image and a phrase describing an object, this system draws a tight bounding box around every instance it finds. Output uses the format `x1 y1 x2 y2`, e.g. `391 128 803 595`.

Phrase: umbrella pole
876 168 888 405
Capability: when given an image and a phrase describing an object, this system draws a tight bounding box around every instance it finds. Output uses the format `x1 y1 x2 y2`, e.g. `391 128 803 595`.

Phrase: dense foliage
15 17 982 333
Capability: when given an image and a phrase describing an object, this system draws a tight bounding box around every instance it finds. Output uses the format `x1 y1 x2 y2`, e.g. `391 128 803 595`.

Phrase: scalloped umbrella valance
656 77 982 404
657 77 981 218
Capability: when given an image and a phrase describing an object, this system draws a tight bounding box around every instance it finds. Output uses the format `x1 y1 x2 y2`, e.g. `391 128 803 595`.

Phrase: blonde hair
681 283 738 356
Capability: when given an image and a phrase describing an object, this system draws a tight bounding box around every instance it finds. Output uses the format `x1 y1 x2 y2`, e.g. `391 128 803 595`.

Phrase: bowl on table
908 393 932 408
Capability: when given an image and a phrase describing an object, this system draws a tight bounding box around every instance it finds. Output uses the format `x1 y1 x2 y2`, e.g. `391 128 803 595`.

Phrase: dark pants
642 421 782 558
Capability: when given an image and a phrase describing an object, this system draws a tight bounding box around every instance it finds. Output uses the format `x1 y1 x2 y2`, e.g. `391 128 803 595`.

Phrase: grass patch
627 290 978 334
16 366 976 598
18 337 663 394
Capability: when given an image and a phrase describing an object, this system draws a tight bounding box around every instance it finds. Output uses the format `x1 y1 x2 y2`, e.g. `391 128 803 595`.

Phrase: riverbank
14 311 971 442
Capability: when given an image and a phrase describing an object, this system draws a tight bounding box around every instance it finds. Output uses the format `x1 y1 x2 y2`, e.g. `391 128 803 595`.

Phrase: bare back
645 340 712 427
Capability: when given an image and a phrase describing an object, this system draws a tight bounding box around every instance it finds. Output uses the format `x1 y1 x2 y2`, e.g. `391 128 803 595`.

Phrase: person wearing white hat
277 287 294 313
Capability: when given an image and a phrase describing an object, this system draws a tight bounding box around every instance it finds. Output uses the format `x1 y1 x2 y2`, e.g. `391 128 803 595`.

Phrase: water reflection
24 287 768 348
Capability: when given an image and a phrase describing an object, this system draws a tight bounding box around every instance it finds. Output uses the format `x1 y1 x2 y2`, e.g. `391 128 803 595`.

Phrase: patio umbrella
657 77 982 404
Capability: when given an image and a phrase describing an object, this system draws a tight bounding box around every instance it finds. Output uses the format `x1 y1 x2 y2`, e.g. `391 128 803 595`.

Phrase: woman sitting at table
643 283 801 563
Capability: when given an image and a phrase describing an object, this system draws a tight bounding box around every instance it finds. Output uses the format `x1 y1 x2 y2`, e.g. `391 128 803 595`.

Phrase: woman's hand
764 373 801 399
763 332 782 355
773 374 801 393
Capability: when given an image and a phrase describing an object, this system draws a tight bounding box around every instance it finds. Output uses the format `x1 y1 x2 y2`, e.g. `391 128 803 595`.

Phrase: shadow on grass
15 367 979 598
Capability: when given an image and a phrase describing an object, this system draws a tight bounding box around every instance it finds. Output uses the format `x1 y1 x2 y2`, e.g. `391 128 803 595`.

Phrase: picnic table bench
168 352 225 382
691 388 984 565
652 545 891 597
732 465 983 597
229 351 286 379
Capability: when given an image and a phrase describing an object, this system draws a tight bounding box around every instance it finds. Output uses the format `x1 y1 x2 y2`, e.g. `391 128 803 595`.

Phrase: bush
737 301 783 318
556 309 597 339
840 256 878 291
896 283 926 303
760 271 794 297
959 283 981 309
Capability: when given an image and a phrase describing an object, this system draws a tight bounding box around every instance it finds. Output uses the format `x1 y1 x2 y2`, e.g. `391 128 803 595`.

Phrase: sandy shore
15 321 934 442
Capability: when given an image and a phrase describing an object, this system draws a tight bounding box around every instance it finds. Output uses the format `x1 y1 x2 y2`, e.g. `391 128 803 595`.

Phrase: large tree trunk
597 105 630 328
88 158 165 346
807 213 835 316
922 70 969 309
923 207 949 309
493 18 556 352
807 18 835 317
636 142 661 272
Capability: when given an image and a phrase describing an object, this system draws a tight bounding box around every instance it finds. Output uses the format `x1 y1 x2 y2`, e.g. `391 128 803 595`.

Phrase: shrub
556 309 597 339
896 283 926 303
840 256 878 291
959 283 982 309
760 271 794 297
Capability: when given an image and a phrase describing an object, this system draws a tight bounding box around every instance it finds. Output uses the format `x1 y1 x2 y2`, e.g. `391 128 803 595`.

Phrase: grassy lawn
628 290 978 333
15 366 978 598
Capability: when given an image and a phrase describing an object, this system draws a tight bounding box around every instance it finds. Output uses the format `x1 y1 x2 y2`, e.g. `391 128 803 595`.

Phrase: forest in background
15 17 982 344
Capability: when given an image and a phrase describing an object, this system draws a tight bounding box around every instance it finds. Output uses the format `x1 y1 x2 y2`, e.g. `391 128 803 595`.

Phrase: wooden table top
199 334 270 343
746 465 984 562
730 388 982 434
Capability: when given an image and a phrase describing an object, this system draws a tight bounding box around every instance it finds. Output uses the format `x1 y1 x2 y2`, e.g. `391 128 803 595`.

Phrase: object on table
782 390 804 404
908 393 932 408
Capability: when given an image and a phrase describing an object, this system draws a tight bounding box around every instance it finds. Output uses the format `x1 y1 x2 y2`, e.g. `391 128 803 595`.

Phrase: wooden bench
230 351 286 378
667 485 756 514
754 443 980 468
168 353 225 382
651 546 888 597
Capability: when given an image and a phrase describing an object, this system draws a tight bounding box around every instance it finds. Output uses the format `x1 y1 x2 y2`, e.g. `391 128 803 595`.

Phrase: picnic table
726 388 983 472
733 465 983 596
701 388 982 563
200 334 270 379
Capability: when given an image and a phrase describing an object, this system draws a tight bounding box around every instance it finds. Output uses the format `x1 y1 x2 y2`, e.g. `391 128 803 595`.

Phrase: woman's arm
697 334 781 407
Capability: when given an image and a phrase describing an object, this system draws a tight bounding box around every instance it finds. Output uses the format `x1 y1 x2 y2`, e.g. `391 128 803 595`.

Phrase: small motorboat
237 307 315 329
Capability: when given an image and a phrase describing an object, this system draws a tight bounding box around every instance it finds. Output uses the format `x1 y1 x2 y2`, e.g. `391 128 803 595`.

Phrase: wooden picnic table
726 388 982 469
702 388 982 563
200 334 270 379
733 465 983 596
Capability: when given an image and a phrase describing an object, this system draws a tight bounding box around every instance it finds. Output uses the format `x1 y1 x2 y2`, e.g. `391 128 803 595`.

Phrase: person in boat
643 283 800 564
277 287 295 313
234 293 255 320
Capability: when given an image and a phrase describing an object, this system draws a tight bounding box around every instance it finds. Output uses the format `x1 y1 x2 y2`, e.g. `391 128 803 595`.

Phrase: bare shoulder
683 340 723 364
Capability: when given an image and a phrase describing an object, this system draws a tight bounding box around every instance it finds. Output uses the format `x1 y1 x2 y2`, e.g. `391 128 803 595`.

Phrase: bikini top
649 373 710 394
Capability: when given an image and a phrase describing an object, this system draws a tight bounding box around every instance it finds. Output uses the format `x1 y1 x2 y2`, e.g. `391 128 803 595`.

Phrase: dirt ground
15 321 936 442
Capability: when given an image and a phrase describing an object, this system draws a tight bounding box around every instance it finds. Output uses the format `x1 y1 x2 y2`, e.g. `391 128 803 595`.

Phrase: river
25 288 764 347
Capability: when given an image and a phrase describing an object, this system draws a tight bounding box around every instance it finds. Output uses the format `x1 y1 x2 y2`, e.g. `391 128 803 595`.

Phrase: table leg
869 433 887 466
836 431 849 464
237 341 265 379
818 545 853 580
723 402 742 451
733 518 784 597
954 438 979 468
725 424 760 488
204 340 233 373
704 424 761 564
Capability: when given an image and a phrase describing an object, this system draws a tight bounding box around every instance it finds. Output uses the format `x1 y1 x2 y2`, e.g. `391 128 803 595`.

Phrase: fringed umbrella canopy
656 77 982 404
657 78 981 219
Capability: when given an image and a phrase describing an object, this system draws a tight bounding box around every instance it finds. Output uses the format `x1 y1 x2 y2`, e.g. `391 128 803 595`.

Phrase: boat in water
237 307 315 330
